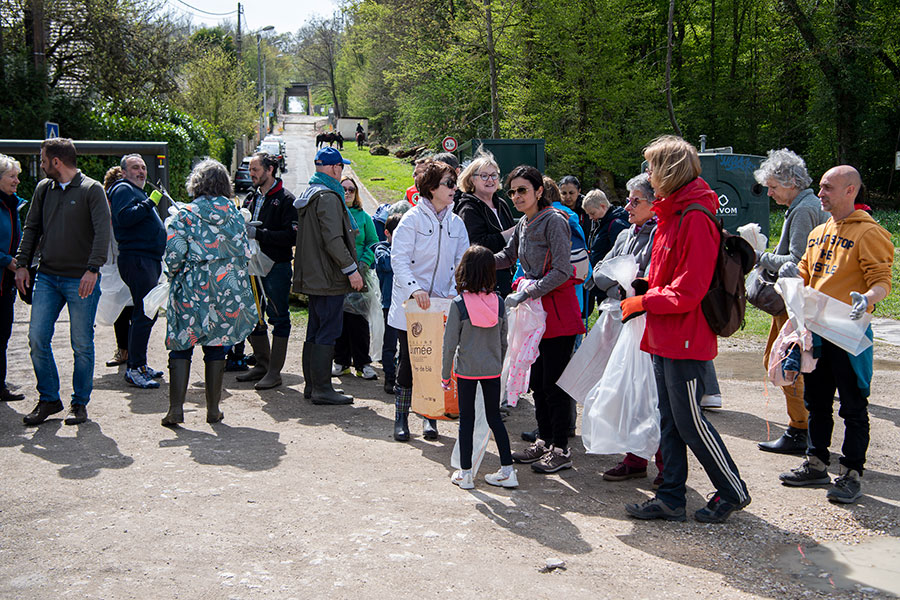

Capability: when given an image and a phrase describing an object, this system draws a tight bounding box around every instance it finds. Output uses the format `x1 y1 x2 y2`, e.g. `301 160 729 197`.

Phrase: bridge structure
283 82 326 115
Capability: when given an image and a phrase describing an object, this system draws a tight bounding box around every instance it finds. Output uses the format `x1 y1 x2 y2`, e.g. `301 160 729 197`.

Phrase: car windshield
260 142 280 154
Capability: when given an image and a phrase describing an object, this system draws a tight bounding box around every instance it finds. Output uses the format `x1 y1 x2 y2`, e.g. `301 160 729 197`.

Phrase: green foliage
87 101 221 200
342 146 414 204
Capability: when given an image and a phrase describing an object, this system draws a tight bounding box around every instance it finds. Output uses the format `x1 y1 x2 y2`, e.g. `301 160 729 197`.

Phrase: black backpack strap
677 203 722 233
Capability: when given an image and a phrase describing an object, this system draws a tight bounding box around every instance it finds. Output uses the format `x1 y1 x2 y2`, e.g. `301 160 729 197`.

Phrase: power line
169 0 237 17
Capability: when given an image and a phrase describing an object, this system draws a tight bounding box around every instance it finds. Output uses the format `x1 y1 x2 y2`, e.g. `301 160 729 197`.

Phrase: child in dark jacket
442 245 514 489
375 213 402 394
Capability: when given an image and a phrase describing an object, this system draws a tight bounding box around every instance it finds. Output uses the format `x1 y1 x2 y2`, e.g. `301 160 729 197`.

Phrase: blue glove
504 291 528 309
778 262 799 278
849 291 868 320
247 221 262 240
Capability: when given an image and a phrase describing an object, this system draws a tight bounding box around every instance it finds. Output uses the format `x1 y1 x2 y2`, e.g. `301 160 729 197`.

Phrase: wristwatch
87 266 100 274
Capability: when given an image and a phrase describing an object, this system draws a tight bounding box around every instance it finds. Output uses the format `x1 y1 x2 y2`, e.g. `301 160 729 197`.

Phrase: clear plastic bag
143 280 171 320
247 240 275 277
96 263 133 326
500 295 546 407
776 277 872 356
581 313 660 460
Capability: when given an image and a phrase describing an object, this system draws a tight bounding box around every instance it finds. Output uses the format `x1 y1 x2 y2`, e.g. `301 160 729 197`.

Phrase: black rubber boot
393 386 412 441
522 427 539 443
383 375 396 396
393 413 410 441
205 360 226 423
758 426 808 455
423 418 438 440
308 343 353 405
162 358 191 427
236 334 269 382
302 342 312 399
256 336 287 390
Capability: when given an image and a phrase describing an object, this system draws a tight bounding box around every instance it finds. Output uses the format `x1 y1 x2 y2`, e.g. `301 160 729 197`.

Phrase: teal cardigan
348 205 378 268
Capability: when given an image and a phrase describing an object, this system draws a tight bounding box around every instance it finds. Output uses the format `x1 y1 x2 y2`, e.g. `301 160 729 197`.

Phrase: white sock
501 465 513 477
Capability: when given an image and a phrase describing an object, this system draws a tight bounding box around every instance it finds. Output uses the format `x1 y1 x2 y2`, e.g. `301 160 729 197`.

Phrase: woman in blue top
333 175 380 380
0 154 25 402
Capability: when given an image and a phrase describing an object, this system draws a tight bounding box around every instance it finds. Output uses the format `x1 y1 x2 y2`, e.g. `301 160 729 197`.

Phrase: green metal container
699 152 769 238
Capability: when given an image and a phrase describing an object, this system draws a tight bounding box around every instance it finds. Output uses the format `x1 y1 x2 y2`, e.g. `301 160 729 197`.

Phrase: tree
294 15 344 118
177 46 256 139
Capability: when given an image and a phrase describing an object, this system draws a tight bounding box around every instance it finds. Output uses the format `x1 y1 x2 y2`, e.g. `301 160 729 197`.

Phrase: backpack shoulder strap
677 203 722 233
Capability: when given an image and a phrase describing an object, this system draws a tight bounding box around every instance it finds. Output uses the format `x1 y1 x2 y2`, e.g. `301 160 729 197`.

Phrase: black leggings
457 376 512 470
396 328 413 389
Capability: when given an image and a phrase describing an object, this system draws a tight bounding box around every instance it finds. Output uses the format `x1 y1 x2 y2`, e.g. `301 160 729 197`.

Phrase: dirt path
1 122 897 599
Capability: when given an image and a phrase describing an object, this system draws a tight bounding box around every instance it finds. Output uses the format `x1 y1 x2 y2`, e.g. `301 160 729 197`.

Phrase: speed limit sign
441 136 458 152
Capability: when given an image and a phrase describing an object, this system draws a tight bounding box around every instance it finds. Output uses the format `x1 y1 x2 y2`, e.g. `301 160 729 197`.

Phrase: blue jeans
306 294 344 345
118 254 161 368
254 261 293 338
29 272 101 406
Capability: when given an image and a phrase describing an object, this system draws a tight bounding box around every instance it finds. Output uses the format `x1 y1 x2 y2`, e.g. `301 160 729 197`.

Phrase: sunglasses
476 173 499 182
507 186 532 197
440 179 457 189
343 186 357 193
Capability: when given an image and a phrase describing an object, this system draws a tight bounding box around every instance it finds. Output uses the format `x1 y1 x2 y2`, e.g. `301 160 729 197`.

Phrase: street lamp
257 25 275 142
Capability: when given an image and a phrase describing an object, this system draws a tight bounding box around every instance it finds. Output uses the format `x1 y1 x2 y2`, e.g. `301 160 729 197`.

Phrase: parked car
234 156 253 192
257 140 286 172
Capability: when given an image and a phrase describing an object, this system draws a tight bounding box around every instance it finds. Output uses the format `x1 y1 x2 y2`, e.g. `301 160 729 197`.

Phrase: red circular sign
441 136 458 152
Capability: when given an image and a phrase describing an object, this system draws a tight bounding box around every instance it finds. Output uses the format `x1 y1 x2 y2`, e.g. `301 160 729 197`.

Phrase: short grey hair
753 148 812 189
582 189 609 211
186 158 233 199
389 200 413 216
120 153 144 170
626 172 655 201
0 154 22 181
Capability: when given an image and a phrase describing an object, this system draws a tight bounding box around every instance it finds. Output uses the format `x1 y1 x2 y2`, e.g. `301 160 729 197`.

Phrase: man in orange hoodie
778 166 893 504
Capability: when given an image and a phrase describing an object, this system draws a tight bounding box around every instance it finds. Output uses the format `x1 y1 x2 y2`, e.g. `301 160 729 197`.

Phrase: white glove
849 291 868 320
778 262 799 278
504 291 528 309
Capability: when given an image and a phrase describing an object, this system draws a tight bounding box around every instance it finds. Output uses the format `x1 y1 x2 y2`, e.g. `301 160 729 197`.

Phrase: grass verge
341 145 414 204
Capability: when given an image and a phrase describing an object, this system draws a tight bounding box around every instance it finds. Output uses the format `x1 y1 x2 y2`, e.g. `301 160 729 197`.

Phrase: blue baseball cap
314 147 351 166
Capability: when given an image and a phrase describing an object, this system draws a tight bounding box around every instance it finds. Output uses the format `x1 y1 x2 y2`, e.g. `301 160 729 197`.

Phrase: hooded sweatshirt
441 291 508 380
641 177 720 361
798 210 893 308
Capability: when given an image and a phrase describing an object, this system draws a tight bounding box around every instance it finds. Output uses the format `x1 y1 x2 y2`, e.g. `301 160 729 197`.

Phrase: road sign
441 136 458 152
45 122 59 139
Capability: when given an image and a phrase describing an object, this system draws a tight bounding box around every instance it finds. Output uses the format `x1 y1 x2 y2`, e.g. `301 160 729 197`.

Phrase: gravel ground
0 301 898 600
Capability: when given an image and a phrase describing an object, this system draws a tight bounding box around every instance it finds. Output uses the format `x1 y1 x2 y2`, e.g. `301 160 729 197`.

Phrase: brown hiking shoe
512 440 549 464
531 446 573 474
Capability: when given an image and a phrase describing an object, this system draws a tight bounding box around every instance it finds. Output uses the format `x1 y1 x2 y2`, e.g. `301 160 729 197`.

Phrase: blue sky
164 0 341 36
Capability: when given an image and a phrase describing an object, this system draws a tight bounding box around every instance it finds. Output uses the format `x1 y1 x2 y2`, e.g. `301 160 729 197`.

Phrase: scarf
308 171 357 231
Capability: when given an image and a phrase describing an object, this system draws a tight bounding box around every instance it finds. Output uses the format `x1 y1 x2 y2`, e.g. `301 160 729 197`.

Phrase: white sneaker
450 469 474 489
485 468 519 488
331 363 349 376
700 394 722 409
358 364 378 380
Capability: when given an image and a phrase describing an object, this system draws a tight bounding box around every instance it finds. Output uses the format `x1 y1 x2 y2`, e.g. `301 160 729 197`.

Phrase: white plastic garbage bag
558 254 638 403
451 384 490 475
582 313 660 459
364 269 384 359
737 222 767 253
143 280 170 320
96 263 133 326
776 277 872 356
500 295 546 407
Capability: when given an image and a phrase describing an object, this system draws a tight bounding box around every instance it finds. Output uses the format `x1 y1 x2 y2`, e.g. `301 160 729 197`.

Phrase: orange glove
620 295 646 323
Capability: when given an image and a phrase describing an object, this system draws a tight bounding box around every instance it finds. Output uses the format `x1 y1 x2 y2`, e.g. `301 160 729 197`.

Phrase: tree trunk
665 0 682 136
484 0 500 138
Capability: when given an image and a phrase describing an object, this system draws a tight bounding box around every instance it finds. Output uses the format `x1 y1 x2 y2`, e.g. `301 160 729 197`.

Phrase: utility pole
235 3 242 64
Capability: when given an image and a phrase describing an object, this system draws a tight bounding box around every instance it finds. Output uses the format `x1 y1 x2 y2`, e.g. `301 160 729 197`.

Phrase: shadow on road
158 422 286 471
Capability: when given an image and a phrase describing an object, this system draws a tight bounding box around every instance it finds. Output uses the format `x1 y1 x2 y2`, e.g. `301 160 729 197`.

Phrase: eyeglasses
476 172 499 182
507 187 531 198
342 186 357 194
626 196 645 207
440 179 457 189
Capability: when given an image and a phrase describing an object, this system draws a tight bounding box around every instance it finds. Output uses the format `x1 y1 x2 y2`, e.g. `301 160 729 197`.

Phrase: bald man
778 166 893 504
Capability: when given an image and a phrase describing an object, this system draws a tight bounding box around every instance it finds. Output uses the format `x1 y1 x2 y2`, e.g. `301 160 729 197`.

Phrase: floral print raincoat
165 195 258 351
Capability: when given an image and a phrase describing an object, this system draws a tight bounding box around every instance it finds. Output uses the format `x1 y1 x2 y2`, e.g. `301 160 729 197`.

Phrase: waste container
456 138 545 179
699 151 769 238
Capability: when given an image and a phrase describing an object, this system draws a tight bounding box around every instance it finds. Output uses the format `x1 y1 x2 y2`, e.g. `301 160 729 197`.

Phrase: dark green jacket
292 184 358 296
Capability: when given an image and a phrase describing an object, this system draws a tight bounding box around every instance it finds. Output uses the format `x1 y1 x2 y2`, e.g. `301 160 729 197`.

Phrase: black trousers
804 339 870 473
457 376 512 470
0 289 15 388
113 306 134 351
531 335 576 450
334 311 371 369
396 328 413 389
